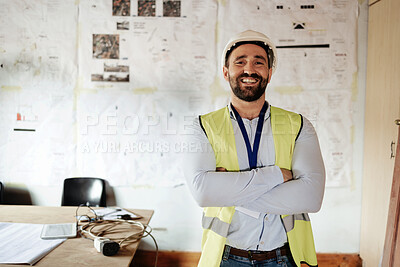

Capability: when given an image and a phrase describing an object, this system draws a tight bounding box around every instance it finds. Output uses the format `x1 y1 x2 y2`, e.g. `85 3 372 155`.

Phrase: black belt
225 243 290 261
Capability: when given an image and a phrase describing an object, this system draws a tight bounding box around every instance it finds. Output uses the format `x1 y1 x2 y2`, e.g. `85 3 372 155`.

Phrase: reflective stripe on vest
281 213 310 232
198 105 317 267
202 212 231 237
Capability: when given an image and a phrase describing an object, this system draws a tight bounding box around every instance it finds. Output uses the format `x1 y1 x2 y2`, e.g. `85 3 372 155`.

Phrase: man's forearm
240 122 326 215
240 173 325 214
186 166 284 207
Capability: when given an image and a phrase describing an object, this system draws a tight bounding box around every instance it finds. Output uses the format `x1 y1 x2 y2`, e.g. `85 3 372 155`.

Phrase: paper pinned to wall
76 89 211 186
75 0 218 186
217 0 358 187
78 0 217 92
0 0 78 186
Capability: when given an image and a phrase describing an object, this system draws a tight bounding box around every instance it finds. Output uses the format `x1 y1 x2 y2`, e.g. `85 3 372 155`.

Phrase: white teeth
242 78 257 83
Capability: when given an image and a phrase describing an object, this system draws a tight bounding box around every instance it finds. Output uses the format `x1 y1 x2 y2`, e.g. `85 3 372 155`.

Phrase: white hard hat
221 30 278 73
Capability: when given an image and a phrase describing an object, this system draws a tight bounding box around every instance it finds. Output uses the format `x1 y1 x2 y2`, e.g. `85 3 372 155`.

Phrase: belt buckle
247 250 254 261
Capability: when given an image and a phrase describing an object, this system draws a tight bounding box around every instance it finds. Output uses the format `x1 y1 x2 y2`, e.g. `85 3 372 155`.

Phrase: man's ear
267 68 272 83
223 66 229 81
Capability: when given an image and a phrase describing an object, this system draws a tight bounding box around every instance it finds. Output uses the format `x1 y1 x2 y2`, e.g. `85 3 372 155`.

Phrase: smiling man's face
223 43 272 102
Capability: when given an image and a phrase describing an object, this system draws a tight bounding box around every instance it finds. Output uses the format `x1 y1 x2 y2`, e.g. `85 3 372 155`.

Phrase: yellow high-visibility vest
198 105 317 267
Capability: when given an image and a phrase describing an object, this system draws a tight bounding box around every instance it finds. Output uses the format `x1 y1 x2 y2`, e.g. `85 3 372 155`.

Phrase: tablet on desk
40 223 77 239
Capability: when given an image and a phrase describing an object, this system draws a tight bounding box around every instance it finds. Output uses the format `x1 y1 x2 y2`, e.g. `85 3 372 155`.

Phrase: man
184 30 325 267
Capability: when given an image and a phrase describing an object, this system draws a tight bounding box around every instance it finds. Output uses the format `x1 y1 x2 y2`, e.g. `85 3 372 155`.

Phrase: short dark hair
224 41 274 69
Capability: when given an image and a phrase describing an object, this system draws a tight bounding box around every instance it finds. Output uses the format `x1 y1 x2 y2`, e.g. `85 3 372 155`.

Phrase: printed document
0 222 65 265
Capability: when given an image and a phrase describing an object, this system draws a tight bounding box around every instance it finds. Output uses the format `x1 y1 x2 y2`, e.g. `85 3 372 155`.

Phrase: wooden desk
0 205 153 266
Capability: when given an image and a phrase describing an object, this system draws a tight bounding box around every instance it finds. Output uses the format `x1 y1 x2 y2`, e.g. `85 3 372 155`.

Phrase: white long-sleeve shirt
184 102 325 251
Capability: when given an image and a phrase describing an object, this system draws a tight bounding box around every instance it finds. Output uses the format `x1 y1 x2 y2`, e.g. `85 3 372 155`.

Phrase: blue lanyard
231 102 268 170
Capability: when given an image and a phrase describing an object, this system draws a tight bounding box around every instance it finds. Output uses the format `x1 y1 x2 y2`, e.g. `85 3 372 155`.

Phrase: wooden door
382 122 400 266
360 0 400 265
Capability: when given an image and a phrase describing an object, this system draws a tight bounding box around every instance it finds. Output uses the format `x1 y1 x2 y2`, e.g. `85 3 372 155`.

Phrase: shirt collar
229 101 271 121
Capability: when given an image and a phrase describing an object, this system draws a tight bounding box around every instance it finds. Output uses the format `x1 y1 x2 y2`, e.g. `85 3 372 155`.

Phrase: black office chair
0 181 3 204
61 177 107 207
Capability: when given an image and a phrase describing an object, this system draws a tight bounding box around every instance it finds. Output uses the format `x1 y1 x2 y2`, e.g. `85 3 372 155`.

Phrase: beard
229 72 269 102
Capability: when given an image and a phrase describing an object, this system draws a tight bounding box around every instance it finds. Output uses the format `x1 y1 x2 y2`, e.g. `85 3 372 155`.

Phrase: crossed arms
184 117 325 215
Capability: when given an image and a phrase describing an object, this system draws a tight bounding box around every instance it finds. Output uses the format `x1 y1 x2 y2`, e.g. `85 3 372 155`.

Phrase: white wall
3 0 368 253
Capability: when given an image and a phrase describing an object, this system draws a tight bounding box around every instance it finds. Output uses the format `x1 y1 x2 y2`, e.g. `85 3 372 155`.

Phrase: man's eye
235 61 244 65
255 61 265 65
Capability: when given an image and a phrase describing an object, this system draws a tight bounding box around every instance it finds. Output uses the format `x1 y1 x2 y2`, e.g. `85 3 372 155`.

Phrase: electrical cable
75 205 159 267
144 228 159 267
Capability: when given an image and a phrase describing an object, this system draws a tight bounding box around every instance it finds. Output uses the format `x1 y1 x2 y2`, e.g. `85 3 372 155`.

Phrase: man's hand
216 167 227 172
280 168 293 182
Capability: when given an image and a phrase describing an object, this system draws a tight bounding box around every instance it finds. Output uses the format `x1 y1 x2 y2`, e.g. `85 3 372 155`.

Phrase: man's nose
243 63 255 74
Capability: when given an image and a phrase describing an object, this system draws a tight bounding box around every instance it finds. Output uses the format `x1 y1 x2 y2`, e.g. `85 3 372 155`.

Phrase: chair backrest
61 177 106 207
0 182 3 204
